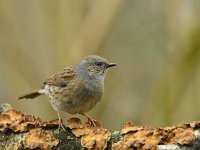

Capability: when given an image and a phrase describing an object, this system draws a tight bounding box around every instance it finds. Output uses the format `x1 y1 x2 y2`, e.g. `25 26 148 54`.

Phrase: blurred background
1 0 200 130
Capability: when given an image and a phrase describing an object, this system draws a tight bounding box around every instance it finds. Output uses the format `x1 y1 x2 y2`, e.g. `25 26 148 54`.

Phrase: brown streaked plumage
44 67 75 86
18 55 116 130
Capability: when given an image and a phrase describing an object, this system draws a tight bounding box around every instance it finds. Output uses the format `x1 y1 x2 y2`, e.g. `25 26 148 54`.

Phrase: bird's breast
43 79 104 114
73 79 103 105
65 79 104 114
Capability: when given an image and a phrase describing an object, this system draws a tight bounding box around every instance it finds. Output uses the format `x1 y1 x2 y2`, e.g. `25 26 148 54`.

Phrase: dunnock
18 55 116 130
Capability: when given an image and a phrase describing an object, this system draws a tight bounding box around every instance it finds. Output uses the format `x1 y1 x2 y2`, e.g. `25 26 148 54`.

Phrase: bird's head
75 55 116 80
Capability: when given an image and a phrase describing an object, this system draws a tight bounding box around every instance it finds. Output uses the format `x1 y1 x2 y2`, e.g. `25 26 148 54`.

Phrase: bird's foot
58 122 66 131
57 111 66 131
58 119 66 131
79 113 101 127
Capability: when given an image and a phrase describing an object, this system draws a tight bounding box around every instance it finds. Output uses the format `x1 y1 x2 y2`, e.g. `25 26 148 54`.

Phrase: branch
0 103 200 150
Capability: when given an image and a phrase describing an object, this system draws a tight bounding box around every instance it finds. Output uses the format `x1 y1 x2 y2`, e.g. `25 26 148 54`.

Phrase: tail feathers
17 90 42 100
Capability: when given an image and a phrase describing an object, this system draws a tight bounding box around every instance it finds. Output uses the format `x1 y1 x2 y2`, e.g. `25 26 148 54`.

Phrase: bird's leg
79 113 97 127
57 111 66 130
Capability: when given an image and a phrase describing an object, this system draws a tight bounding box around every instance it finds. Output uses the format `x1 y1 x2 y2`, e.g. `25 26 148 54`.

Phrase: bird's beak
106 63 117 68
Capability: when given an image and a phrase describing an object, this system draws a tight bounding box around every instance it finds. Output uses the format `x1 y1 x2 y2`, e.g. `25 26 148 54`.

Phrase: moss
0 131 25 150
53 128 85 150
106 131 122 150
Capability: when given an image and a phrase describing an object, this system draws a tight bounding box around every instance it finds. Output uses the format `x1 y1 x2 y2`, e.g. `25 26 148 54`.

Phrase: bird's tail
17 90 42 100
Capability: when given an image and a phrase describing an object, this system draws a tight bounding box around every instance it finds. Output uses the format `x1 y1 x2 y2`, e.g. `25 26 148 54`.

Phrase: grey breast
64 78 103 114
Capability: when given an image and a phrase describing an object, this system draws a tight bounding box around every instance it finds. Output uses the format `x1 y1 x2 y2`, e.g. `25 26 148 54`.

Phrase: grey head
75 55 116 80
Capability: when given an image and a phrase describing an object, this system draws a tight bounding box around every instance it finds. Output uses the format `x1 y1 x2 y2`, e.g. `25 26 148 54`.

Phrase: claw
57 111 66 131
79 113 101 127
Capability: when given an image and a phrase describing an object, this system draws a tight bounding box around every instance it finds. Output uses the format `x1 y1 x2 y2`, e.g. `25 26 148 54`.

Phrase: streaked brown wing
43 67 76 87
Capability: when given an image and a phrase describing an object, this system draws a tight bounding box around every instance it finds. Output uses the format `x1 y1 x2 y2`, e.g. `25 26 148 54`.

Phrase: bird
17 55 116 130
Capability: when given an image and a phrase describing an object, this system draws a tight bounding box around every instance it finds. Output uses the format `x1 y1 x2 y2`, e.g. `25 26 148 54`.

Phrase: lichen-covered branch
0 104 200 150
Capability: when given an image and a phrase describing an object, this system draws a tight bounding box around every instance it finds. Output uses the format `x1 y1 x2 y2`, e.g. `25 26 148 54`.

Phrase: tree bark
1 128 200 150
0 105 200 150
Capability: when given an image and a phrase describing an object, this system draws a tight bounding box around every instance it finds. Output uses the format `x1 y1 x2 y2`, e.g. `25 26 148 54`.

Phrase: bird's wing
43 67 76 87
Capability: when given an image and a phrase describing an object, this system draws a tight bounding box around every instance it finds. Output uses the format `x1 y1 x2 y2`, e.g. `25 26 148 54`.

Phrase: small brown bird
18 55 116 130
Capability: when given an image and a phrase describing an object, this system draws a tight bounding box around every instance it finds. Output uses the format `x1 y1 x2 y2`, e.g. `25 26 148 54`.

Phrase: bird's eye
95 62 103 67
